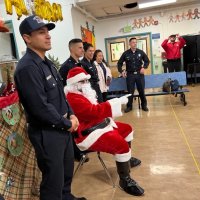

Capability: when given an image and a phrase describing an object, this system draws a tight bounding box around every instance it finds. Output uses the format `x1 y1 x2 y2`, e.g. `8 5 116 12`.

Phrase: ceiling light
139 0 176 9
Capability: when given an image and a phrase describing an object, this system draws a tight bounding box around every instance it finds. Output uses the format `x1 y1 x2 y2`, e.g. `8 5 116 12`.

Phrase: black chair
73 151 115 187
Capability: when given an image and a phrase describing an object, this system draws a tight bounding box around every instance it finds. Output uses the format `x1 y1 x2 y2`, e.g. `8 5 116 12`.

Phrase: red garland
0 91 19 109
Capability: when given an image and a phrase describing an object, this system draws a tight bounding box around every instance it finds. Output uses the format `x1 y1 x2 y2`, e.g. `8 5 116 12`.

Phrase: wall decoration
34 0 63 22
4 0 28 20
7 132 23 156
110 42 125 62
0 99 41 199
123 25 132 33
120 16 158 32
2 104 19 126
3 0 63 21
193 8 200 19
81 22 96 47
133 16 158 29
169 7 200 23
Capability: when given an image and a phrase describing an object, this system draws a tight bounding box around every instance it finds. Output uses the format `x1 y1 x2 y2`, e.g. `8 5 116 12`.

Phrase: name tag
46 75 52 80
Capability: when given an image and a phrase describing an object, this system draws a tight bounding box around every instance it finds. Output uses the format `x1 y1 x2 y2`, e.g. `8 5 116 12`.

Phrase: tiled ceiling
74 0 200 20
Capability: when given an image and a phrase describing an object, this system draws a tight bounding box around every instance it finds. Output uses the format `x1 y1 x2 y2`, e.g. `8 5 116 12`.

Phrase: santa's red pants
89 122 133 157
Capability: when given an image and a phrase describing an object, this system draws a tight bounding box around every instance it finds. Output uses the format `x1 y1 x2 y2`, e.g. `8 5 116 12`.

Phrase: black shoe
130 157 141 168
142 106 149 111
124 107 132 113
119 176 144 196
73 197 87 200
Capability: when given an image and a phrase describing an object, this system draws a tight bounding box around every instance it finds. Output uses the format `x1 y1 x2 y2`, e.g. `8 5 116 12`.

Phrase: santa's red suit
65 68 133 162
64 67 144 196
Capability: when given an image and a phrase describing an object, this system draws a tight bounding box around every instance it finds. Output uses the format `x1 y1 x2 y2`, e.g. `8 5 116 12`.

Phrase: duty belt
82 118 111 137
128 71 140 75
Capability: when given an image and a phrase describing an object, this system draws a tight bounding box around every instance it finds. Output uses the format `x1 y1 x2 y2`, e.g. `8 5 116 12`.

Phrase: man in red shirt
161 34 186 72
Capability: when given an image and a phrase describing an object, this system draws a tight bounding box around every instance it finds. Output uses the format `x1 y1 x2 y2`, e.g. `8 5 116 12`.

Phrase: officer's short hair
83 42 93 52
68 38 82 49
129 37 137 42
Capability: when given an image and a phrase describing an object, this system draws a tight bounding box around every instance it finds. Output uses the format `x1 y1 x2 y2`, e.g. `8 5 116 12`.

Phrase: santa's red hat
67 67 91 85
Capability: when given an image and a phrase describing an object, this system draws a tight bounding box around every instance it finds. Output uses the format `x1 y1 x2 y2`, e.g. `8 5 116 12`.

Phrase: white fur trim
124 131 134 142
114 149 131 162
64 86 68 94
108 98 122 118
67 73 91 85
77 118 117 151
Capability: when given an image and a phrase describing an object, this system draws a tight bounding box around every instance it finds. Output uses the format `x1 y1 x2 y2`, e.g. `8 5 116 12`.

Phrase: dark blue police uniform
117 48 150 111
14 48 75 200
59 56 87 161
59 56 82 86
81 57 103 103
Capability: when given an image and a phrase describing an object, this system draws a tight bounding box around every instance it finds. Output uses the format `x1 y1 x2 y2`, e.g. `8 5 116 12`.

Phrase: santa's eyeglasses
78 79 89 84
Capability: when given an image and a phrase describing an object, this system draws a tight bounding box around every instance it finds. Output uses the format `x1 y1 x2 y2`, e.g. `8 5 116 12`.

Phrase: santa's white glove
119 94 131 105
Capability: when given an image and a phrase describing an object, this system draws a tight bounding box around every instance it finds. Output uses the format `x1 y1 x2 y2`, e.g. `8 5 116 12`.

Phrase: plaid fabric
0 103 41 200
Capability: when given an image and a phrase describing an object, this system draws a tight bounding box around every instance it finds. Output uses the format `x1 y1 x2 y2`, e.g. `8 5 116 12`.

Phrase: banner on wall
169 7 200 23
81 26 96 48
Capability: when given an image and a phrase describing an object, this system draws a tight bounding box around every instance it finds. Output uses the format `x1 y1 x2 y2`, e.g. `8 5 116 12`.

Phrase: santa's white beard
81 83 98 105
65 82 98 105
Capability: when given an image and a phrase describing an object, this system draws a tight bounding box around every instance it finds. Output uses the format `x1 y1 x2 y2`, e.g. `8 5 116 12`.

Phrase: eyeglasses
78 79 89 83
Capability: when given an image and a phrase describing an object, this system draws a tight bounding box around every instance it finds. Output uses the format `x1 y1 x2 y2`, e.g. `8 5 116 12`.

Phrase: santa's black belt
82 118 111 136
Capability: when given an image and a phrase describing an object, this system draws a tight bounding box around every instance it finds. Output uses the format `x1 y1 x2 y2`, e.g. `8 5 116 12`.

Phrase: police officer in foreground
14 15 87 200
117 37 150 113
81 42 103 103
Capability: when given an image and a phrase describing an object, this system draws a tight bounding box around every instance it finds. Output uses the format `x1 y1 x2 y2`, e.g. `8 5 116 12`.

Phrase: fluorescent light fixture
139 0 176 9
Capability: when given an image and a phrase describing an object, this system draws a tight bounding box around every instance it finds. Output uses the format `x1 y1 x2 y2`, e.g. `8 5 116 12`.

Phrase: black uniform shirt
59 56 82 86
81 57 99 83
14 48 73 131
117 48 150 73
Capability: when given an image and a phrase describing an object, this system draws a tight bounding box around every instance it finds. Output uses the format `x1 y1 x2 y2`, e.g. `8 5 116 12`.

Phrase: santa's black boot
127 142 141 168
116 161 144 196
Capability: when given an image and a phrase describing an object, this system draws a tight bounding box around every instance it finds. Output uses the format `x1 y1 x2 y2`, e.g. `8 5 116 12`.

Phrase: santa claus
65 67 144 196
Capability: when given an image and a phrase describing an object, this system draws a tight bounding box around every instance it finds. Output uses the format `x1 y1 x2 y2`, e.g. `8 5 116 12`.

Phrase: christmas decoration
48 54 61 70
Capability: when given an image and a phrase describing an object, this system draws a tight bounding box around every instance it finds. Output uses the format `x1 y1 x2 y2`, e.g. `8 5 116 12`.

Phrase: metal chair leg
73 154 88 176
97 152 115 188
138 97 141 109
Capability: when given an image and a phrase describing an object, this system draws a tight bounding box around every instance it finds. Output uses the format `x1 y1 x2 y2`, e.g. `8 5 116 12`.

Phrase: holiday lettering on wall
4 0 28 19
4 0 63 21
34 0 63 22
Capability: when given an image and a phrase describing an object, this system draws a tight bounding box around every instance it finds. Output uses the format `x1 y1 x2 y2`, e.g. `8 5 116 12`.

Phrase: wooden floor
72 84 200 200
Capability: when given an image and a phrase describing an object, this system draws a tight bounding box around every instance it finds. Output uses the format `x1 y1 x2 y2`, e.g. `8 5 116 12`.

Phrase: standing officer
14 15 86 200
117 37 150 113
59 39 89 162
81 42 103 103
59 38 84 86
